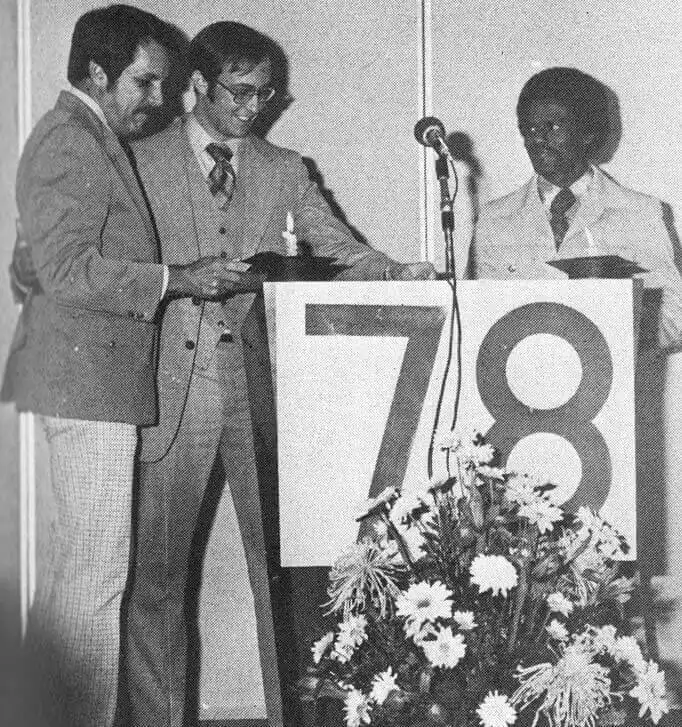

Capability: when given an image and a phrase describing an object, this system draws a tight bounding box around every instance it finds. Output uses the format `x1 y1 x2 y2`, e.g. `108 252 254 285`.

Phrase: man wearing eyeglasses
121 21 435 727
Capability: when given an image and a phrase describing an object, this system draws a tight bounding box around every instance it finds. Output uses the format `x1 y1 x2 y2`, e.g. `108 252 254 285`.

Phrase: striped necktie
205 142 236 209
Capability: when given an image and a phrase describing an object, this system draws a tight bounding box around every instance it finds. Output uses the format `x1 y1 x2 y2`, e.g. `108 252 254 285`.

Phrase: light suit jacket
1 91 165 423
470 167 682 349
132 117 391 462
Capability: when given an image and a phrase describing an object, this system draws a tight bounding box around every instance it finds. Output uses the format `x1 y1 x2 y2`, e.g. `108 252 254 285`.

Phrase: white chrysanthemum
338 614 368 647
369 667 399 705
343 687 372 727
326 539 403 618
476 690 517 727
390 489 428 526
396 580 453 626
476 464 506 480
547 592 574 617
404 617 434 644
434 426 464 451
435 428 493 466
453 610 477 630
505 473 541 506
332 633 356 664
356 486 398 519
519 497 563 533
546 619 569 641
612 635 647 673
575 506 600 531
593 624 618 654
470 554 518 597
311 631 334 664
629 661 669 724
513 643 612 727
422 626 466 669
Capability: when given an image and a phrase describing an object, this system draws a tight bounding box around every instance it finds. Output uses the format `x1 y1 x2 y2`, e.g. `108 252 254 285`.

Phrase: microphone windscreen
414 116 446 145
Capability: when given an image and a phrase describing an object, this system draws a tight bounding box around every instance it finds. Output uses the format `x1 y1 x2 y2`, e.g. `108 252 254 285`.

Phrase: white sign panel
269 281 637 565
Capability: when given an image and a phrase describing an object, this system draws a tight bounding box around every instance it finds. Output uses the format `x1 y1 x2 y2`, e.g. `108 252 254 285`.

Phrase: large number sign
266 281 637 565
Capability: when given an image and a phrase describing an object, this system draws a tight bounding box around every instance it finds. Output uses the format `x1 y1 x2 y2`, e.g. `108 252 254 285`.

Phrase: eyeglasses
214 79 276 106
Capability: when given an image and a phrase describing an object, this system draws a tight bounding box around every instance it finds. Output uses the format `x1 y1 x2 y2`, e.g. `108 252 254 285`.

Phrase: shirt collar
186 112 244 177
537 165 594 207
67 85 111 130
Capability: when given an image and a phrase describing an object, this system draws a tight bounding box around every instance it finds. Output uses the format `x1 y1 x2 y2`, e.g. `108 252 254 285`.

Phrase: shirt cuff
161 265 169 299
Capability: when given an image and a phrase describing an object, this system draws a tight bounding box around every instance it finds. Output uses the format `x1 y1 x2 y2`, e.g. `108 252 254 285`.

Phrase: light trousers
125 356 283 727
23 415 137 727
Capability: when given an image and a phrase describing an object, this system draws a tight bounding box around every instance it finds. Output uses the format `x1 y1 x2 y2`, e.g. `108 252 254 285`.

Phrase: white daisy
311 631 334 664
338 614 368 647
612 635 647 673
546 619 569 642
629 661 669 724
422 626 466 669
505 473 541 506
470 554 518 597
547 592 574 617
476 690 517 727
519 497 563 533
453 610 477 630
343 687 372 727
369 667 399 705
396 581 453 627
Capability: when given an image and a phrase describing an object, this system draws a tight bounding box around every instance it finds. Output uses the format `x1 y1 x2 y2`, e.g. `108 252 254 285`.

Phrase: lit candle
585 227 595 251
282 211 298 256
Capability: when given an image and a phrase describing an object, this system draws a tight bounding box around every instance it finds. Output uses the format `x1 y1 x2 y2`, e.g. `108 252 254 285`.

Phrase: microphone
414 116 451 158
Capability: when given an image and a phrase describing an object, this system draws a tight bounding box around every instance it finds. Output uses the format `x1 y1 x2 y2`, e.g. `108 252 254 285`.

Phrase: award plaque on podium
546 254 648 279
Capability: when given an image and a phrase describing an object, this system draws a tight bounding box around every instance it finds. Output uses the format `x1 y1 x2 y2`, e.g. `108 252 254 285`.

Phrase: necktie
549 187 576 250
205 142 236 209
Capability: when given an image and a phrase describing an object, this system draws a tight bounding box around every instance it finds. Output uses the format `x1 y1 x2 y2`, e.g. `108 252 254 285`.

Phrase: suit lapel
240 135 279 258
58 92 160 245
512 177 552 247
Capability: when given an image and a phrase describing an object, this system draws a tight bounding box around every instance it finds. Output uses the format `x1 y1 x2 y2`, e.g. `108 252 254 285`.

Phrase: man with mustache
122 20 435 727
1 6 241 726
469 66 682 349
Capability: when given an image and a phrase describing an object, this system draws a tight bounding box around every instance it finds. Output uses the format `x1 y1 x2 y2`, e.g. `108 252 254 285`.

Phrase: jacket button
191 296 201 306
185 340 195 350
220 251 228 258
127 310 135 318
507 264 517 273
109 340 116 348
219 226 226 234
219 331 233 343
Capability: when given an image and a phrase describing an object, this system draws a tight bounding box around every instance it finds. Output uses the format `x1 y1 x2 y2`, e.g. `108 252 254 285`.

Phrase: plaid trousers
23 416 137 727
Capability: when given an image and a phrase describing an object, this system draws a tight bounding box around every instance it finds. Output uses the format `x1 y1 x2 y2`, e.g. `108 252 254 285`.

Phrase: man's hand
386 261 437 281
166 257 250 300
11 219 39 291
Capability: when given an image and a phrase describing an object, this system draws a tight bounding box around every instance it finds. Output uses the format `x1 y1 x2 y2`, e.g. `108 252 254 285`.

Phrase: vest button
219 226 226 234
185 340 195 350
220 251 228 259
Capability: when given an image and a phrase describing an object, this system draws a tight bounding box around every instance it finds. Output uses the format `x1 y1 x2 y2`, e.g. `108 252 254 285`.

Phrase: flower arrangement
303 430 669 727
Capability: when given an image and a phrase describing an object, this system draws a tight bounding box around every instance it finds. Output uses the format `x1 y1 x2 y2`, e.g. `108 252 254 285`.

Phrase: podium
240 279 681 721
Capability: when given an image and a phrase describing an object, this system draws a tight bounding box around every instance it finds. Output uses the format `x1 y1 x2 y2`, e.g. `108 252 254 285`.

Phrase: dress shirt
186 113 243 179
537 166 593 224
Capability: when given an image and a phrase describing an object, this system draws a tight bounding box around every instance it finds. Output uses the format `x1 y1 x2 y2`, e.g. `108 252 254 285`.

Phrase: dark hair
67 4 171 86
516 67 610 156
188 22 279 92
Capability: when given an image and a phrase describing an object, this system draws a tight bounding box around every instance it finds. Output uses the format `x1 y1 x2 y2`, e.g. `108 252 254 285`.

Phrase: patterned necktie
205 142 236 209
549 187 576 250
